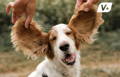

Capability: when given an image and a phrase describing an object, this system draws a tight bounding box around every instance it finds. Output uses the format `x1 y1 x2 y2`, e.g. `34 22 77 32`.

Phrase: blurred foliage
36 0 75 31
101 0 120 31
0 0 120 51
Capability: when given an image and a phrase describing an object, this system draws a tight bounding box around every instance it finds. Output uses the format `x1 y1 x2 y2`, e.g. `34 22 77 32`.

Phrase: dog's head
49 24 77 65
11 3 104 66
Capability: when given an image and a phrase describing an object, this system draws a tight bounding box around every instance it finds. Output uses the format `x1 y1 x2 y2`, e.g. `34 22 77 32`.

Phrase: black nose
59 43 69 51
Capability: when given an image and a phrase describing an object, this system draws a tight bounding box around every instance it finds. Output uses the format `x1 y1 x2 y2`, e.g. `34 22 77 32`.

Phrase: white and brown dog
11 1 104 77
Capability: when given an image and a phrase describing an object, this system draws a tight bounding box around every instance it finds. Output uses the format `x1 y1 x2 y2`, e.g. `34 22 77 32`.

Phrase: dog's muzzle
62 53 76 65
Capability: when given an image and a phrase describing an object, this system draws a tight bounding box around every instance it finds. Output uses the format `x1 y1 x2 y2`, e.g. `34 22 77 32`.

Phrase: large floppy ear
11 17 54 59
68 3 104 49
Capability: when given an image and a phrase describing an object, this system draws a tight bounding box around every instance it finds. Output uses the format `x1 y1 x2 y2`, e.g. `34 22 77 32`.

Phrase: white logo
97 2 112 13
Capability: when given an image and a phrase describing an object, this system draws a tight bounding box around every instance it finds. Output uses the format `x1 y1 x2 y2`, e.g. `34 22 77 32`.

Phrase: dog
11 2 104 77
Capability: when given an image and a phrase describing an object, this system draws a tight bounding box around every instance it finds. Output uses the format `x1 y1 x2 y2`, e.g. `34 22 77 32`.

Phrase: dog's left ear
11 17 54 59
68 3 104 49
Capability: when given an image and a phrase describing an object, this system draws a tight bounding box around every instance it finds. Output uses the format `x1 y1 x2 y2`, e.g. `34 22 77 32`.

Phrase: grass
0 52 40 73
82 67 120 77
0 31 120 77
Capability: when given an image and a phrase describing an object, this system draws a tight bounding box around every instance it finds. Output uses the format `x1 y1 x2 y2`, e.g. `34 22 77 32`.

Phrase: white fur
28 24 81 77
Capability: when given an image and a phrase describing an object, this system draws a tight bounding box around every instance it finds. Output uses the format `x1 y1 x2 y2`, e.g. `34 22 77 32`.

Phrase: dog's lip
62 53 76 65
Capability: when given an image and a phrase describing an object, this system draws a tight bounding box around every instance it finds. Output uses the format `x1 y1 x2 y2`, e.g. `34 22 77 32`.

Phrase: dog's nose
59 43 69 51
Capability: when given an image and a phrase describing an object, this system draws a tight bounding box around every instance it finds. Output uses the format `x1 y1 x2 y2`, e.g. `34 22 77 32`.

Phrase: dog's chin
62 53 76 65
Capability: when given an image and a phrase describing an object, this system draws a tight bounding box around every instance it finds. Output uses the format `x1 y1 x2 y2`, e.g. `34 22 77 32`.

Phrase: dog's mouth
62 53 76 65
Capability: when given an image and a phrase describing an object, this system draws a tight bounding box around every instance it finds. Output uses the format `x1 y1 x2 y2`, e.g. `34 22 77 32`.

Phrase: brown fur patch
68 3 104 50
11 17 54 59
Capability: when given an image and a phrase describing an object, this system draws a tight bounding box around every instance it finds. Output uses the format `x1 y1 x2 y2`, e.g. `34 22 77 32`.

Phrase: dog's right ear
68 3 104 49
11 18 54 59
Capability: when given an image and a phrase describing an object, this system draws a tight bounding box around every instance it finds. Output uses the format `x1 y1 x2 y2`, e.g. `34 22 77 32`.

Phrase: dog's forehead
51 24 70 31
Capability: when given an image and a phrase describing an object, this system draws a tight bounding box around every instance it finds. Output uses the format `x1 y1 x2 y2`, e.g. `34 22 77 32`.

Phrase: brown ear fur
11 17 54 59
68 3 104 49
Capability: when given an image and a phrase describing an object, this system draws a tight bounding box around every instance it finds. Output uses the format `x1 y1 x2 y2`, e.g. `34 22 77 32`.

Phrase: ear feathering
11 17 53 59
68 3 104 46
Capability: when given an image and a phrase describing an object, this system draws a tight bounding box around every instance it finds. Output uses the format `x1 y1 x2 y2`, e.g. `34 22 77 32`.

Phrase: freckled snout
59 42 69 51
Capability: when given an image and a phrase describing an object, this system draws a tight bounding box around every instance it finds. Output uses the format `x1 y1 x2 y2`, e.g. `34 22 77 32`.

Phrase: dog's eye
52 36 57 40
50 36 57 41
66 31 72 35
